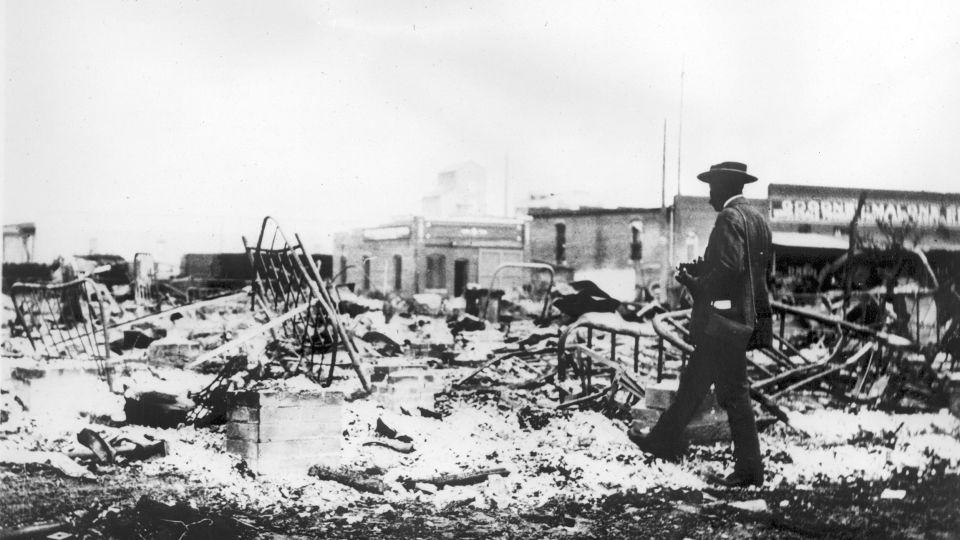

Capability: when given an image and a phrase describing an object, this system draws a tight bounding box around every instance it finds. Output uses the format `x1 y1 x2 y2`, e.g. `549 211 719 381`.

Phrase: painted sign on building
424 222 523 246
362 226 411 241
769 185 960 229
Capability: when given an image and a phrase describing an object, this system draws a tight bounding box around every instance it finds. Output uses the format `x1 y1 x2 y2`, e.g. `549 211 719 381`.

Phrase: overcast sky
3 1 959 264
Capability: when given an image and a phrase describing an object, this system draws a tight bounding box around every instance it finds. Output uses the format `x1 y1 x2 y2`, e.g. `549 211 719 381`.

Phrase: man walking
630 161 773 488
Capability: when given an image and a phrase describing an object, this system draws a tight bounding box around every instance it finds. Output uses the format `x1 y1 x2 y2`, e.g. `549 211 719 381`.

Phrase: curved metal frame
11 278 110 363
480 262 556 321
817 247 939 292
240 216 371 391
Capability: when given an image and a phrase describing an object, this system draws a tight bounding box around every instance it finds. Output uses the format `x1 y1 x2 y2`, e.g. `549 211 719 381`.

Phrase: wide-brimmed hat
696 161 757 184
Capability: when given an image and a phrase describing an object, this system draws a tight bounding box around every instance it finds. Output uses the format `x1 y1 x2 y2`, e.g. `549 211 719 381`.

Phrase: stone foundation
225 388 343 477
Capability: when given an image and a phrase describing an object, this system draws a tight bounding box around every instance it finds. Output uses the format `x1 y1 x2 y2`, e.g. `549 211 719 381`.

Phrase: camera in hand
677 257 704 277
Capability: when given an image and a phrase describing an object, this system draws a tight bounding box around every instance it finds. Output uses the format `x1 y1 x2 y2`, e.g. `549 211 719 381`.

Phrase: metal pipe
771 343 874 398
770 300 913 349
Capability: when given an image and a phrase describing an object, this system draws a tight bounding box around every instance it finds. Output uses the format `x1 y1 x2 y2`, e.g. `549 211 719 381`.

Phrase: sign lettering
771 198 959 228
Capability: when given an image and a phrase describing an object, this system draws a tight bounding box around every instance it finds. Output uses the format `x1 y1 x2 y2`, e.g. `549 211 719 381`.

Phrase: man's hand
675 268 695 288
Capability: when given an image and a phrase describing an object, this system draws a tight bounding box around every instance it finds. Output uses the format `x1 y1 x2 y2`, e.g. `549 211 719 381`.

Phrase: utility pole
676 60 685 196
658 119 669 302
503 154 510 216
661 119 667 214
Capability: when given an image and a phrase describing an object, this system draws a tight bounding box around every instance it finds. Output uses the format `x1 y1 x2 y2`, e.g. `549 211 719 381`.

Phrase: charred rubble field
2 286 960 539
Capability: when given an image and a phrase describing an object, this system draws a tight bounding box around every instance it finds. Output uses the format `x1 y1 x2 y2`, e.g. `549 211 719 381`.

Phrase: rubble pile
2 218 959 537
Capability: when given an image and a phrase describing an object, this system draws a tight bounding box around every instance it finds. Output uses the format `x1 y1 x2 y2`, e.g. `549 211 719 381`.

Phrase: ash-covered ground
2 295 959 539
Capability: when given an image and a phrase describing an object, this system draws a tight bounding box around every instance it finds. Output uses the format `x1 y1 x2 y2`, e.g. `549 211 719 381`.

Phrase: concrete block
147 338 201 367
228 389 345 409
224 388 345 475
644 380 719 412
226 437 341 458
371 361 429 382
225 418 342 442
644 380 678 410
630 405 730 444
226 436 341 477
226 402 342 424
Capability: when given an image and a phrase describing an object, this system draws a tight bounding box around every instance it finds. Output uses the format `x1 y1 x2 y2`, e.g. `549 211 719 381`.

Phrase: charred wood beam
770 301 912 349
185 299 319 369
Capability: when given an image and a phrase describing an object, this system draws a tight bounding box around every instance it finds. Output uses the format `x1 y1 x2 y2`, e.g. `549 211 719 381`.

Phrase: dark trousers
647 332 763 474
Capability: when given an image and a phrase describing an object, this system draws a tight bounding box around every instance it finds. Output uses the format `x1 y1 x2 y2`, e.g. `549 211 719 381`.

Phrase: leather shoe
627 429 684 462
707 469 764 488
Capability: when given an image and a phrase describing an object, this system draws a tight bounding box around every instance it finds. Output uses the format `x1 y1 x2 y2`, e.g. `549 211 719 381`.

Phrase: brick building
3 222 36 263
527 206 668 297
333 216 528 297
527 184 960 301
673 185 960 284
671 195 768 265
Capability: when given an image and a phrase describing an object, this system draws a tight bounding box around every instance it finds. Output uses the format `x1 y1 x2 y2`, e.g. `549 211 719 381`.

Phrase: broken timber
401 468 510 489
185 299 320 369
308 465 388 494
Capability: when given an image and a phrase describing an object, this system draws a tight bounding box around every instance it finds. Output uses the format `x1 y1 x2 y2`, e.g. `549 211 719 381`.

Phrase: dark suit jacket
688 197 773 349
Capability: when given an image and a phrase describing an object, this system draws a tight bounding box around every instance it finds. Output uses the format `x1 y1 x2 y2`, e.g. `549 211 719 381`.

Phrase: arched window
339 255 348 285
425 254 446 289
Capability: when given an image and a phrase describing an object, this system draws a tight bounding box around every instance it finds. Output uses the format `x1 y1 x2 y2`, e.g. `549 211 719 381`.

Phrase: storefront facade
334 217 528 296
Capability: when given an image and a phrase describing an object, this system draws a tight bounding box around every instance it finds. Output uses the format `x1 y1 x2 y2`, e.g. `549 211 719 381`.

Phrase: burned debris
2 211 959 539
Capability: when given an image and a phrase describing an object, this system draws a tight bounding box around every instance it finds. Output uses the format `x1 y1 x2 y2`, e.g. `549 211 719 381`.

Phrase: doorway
393 255 402 291
362 258 371 291
453 259 469 297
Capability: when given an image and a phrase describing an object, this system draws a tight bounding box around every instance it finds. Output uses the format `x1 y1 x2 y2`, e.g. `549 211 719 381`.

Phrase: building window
630 220 643 261
555 223 566 264
393 255 403 291
425 254 446 289
339 256 348 284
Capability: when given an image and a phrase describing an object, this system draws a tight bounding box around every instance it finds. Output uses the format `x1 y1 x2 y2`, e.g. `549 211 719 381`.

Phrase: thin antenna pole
660 119 667 214
676 60 685 196
504 154 509 216
661 118 671 302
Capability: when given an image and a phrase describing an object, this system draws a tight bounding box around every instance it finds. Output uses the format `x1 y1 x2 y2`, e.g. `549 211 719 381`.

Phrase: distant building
337 162 532 297
421 162 488 217
674 184 960 284
3 223 36 263
334 216 527 296
527 206 667 294
527 183 960 301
